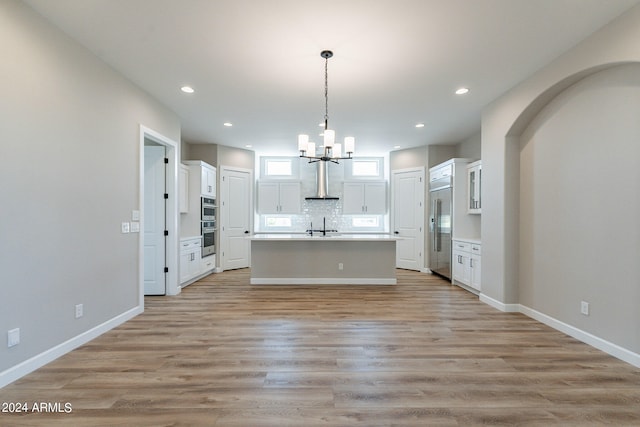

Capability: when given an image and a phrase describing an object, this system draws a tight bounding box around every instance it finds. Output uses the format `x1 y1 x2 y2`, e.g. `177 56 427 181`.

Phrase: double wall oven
201 197 216 257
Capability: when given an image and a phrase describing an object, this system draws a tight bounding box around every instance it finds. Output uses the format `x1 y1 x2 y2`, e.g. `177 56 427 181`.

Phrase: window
266 160 292 176
351 216 380 228
345 157 384 180
264 216 293 229
352 160 379 176
260 157 299 179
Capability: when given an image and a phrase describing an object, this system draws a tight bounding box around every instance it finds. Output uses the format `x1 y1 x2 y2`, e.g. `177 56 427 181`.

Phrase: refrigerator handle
431 199 437 251
434 199 440 252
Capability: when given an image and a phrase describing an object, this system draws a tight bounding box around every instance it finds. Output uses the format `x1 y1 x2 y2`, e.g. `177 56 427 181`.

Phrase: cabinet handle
470 259 473 268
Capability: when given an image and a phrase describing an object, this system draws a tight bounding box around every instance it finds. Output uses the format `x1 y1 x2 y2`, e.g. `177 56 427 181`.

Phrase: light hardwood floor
1 269 640 426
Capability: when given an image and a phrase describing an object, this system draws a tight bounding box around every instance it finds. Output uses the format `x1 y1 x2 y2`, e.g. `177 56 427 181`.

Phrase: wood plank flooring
2 269 640 426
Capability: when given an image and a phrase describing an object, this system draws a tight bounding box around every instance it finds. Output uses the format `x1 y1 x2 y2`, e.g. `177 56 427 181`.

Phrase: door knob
394 231 399 234
244 230 250 234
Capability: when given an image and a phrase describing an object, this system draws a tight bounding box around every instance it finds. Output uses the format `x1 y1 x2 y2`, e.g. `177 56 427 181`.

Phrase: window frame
344 157 384 180
260 156 300 180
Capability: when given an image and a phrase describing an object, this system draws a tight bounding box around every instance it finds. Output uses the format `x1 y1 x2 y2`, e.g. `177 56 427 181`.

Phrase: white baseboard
479 293 520 312
480 294 640 368
0 305 143 388
519 304 640 368
251 278 396 285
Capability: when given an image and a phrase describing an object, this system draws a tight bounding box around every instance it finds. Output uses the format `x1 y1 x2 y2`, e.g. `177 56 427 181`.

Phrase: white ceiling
24 0 639 156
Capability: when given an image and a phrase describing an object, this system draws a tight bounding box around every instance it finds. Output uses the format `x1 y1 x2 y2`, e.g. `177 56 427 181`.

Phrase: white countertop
250 233 399 241
452 237 481 244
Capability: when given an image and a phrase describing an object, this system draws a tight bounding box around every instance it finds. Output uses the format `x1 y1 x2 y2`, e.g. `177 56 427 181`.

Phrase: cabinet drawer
453 241 471 252
201 255 215 272
180 238 201 251
470 244 481 255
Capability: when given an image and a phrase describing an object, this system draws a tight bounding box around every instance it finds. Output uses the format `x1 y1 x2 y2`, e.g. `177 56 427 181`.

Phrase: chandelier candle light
298 50 355 163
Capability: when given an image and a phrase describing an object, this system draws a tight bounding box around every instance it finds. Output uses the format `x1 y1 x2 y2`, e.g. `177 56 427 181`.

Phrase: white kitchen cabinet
180 237 202 285
467 160 482 214
201 164 216 197
179 163 189 214
342 181 386 214
184 160 216 198
452 241 471 285
257 181 301 214
452 239 481 293
470 247 481 291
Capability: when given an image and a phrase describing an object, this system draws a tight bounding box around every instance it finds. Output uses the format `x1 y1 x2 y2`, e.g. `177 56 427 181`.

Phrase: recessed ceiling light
455 87 469 95
180 86 194 93
223 122 233 127
245 145 252 148
415 123 425 128
394 145 401 149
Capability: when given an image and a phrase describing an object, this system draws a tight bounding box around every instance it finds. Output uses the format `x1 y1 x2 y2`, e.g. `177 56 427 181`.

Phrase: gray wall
0 1 180 376
481 3 640 359
519 64 640 353
456 132 481 160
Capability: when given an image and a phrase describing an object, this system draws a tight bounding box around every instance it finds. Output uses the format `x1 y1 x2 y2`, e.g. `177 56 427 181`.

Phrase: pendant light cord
324 55 329 131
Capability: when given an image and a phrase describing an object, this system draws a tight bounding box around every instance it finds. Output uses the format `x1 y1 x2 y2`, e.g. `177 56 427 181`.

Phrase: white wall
0 0 181 384
481 4 640 361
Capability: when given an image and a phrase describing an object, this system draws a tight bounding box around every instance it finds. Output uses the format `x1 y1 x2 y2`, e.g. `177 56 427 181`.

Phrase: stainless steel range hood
305 161 339 200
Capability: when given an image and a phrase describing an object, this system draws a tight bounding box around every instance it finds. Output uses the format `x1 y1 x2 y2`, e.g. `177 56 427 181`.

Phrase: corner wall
481 4 640 362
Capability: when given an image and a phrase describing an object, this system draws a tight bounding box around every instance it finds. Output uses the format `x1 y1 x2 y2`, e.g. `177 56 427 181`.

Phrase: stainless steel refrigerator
429 176 452 280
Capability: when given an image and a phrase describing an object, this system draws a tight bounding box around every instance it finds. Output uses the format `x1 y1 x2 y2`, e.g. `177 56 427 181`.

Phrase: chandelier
298 50 355 164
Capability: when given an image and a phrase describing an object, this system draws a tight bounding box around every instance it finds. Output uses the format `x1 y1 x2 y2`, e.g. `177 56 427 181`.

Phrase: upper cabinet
257 181 301 214
467 160 481 214
343 181 386 214
184 160 216 198
201 164 216 198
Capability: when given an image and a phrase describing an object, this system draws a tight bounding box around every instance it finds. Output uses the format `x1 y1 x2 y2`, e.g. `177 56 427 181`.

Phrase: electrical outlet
75 303 83 319
581 301 590 316
8 328 20 348
338 263 344 270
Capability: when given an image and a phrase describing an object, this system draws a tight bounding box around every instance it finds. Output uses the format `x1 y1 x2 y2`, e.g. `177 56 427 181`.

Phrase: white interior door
144 144 166 295
392 168 424 270
220 166 252 270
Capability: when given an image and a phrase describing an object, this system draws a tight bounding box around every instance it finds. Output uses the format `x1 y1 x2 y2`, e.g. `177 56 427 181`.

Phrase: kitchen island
250 234 398 285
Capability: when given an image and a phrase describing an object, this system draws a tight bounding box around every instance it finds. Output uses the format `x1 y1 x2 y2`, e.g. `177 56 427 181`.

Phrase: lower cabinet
180 237 202 286
452 239 481 292
201 255 216 275
180 237 216 287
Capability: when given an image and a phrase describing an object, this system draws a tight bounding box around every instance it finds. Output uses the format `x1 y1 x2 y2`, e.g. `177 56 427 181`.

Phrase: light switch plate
130 222 140 233
132 210 140 221
121 222 130 233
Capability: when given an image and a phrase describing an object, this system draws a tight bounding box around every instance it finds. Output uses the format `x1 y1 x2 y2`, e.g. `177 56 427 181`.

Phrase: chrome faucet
306 217 337 236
